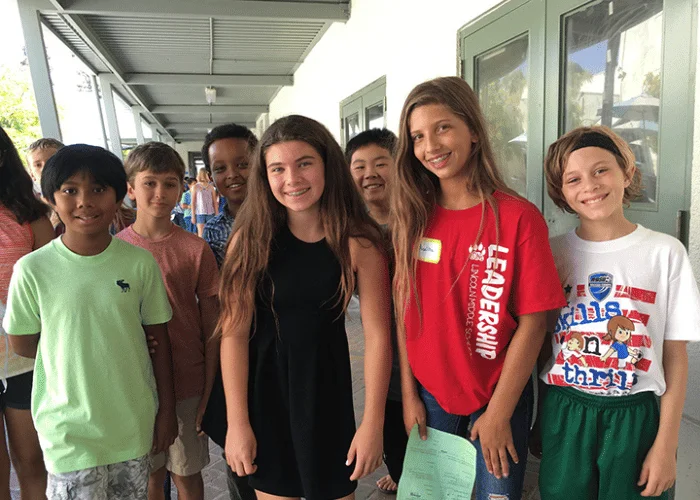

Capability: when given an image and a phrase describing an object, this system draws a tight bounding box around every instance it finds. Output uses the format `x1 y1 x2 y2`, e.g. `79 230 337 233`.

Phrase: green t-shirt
2 237 173 474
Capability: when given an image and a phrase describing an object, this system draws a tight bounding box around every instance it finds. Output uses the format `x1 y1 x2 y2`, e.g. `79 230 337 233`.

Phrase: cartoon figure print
562 331 588 367
600 315 641 369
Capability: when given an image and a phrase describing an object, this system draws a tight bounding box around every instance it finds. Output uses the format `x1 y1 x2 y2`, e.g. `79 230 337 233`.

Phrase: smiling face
208 138 251 208
409 103 477 183
265 140 325 216
127 169 182 220
561 147 632 224
52 171 121 238
349 144 393 206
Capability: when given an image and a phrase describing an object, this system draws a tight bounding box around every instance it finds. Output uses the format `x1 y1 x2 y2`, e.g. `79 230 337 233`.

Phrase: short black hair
41 144 127 204
345 128 398 164
201 123 258 171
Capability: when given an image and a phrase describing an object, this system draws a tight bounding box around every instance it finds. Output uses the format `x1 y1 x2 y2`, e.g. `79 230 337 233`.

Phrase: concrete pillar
98 76 122 158
17 2 62 141
133 107 145 145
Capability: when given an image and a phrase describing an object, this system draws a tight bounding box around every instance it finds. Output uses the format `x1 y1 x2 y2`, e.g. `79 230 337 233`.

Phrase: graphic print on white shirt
547 275 655 395
543 226 700 398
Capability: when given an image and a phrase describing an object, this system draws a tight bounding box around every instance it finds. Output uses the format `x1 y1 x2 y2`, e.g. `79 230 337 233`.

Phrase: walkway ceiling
27 0 350 142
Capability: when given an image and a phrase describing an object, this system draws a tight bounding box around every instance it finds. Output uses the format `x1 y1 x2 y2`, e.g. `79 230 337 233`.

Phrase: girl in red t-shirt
391 77 565 500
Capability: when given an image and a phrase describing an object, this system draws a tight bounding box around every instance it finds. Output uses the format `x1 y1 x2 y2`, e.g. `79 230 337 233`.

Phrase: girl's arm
396 296 427 439
221 316 256 476
221 231 257 476
470 311 547 479
638 340 688 497
347 237 392 481
195 295 220 434
212 189 219 214
30 216 55 250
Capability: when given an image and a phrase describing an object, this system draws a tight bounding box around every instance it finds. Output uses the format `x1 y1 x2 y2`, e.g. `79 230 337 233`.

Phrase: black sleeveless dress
247 226 357 499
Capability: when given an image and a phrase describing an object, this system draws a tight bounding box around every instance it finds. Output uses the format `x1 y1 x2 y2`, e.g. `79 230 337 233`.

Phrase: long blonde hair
218 115 384 337
391 76 516 332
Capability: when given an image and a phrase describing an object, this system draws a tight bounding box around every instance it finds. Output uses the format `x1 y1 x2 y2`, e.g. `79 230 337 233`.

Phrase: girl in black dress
218 115 392 500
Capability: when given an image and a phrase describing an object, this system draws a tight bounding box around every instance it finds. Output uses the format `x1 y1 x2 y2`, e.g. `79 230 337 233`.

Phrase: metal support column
133 108 145 145
90 75 108 149
151 125 160 143
17 2 62 141
98 75 122 158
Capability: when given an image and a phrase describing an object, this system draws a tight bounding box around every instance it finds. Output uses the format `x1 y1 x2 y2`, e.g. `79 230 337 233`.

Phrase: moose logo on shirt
116 280 131 293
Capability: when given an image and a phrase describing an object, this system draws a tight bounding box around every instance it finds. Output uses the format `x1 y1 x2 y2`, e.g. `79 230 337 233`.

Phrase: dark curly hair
201 123 258 171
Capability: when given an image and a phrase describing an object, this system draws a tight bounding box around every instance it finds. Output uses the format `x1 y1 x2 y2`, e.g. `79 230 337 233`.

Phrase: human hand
402 393 427 440
638 441 676 497
470 409 518 479
346 421 383 481
152 408 177 454
225 423 257 477
195 395 210 436
146 335 158 354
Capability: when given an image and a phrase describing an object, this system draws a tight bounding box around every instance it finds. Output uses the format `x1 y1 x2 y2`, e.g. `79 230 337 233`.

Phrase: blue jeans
420 379 533 500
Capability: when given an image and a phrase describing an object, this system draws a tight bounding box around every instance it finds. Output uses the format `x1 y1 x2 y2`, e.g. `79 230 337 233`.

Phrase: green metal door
461 0 546 207
543 0 693 241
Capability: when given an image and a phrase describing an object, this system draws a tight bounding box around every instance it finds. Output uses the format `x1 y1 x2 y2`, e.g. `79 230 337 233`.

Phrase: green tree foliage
643 71 661 98
0 64 41 158
565 61 593 131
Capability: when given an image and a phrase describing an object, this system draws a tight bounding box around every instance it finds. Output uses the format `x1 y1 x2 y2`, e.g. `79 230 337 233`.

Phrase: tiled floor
8 300 699 498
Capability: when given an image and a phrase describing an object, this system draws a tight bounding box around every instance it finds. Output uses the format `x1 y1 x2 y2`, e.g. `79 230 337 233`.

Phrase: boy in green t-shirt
2 144 177 499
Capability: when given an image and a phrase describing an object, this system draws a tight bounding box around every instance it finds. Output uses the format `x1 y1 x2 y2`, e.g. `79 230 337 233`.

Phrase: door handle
676 210 689 248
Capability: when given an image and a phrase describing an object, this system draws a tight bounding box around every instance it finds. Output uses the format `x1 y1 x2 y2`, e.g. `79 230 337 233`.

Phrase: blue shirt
203 209 234 268
181 191 192 217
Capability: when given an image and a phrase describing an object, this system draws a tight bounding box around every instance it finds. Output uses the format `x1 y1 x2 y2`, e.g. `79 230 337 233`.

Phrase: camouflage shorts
47 455 149 500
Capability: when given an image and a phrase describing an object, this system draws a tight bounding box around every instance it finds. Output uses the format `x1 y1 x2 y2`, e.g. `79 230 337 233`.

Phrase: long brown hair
218 115 383 337
391 76 516 332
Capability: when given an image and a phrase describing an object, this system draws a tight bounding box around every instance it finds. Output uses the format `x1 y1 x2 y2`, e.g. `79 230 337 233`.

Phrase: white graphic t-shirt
541 225 700 396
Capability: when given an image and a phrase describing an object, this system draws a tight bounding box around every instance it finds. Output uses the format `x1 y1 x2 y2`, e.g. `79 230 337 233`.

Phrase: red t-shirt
117 224 220 401
405 191 566 415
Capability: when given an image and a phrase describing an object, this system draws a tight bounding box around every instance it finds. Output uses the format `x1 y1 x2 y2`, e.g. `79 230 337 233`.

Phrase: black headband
571 131 621 157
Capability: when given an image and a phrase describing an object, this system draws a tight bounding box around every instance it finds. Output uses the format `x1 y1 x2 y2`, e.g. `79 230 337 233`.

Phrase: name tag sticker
418 238 442 264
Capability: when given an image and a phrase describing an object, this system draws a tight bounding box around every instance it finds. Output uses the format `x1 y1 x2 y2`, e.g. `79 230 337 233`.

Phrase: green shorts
539 386 667 500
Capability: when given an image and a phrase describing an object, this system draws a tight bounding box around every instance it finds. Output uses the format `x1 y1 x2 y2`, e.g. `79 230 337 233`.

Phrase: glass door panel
476 34 530 197
461 0 545 206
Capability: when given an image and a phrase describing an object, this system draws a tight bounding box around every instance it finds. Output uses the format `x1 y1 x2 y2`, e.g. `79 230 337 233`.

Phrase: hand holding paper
397 424 477 499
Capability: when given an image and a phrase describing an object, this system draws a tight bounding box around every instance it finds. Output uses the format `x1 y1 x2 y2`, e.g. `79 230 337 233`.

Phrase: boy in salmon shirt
118 142 220 500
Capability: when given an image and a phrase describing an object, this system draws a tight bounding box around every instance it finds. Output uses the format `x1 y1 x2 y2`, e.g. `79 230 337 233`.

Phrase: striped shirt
0 204 36 377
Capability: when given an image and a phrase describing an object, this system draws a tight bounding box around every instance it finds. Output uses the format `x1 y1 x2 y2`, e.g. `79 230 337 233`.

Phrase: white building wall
269 0 501 140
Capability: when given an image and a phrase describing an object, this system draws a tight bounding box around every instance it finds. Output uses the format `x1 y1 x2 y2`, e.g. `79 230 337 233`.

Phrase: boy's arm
144 322 177 453
195 295 219 434
638 340 688 497
470 311 547 480
8 334 40 359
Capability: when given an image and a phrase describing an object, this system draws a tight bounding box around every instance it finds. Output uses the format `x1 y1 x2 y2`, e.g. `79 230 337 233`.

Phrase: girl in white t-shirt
538 125 700 500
